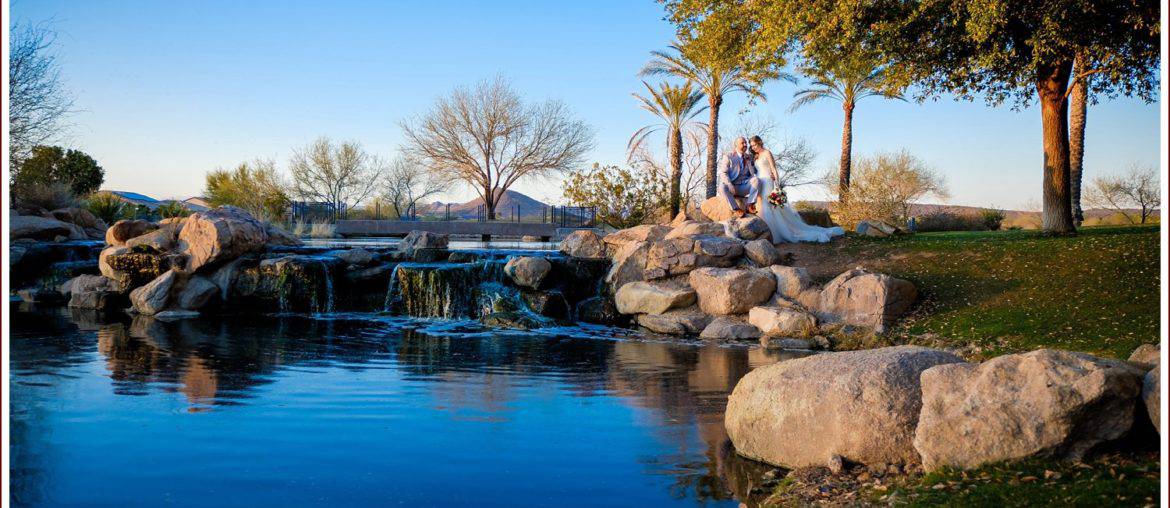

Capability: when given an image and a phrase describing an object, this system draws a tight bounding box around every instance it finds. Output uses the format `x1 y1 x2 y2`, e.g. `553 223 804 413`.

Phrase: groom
718 137 761 218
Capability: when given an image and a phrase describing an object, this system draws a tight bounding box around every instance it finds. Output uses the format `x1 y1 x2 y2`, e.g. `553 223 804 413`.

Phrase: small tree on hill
1084 165 1160 225
12 145 104 198
289 137 381 220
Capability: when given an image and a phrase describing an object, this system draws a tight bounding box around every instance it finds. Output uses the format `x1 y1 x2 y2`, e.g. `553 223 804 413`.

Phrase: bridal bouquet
767 183 787 208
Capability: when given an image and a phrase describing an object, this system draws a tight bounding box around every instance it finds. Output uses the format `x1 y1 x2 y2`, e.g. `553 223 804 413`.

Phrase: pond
8 304 805 507
303 237 560 251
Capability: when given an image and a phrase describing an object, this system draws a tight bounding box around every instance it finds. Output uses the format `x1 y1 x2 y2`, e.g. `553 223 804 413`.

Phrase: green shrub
84 192 127 224
915 211 987 232
979 208 1005 230
156 201 191 219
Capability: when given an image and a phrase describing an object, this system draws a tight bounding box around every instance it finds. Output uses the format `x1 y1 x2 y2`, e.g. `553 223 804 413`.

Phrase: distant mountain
423 190 551 219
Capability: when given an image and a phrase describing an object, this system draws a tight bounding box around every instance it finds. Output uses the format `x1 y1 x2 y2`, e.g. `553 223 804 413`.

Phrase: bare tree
381 155 449 219
9 22 74 165
400 76 594 219
289 137 381 220
1084 165 1160 224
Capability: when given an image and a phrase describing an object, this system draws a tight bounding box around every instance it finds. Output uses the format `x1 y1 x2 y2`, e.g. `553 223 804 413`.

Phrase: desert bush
205 159 291 222
562 163 669 228
156 201 191 219
914 209 1006 232
12 181 78 212
291 219 308 237
309 222 336 238
85 192 127 223
827 150 948 229
979 208 1005 230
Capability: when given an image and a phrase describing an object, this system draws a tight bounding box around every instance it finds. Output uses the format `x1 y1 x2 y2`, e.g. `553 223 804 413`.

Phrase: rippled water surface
9 305 801 507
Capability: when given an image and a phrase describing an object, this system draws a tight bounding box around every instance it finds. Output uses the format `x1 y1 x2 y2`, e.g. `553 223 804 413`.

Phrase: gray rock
749 306 818 338
602 224 670 254
605 240 650 293
124 224 180 252
210 258 245 300
724 216 771 241
769 266 813 300
665 221 727 239
1129 343 1160 371
914 349 1145 471
334 247 374 266
12 214 85 241
1144 365 1160 434
130 270 179 315
743 239 782 266
105 219 159 246
761 337 815 350
725 345 963 468
559 230 607 259
818 268 916 333
576 296 623 326
177 207 268 272
614 281 696 315
856 220 899 237
401 230 449 257
176 275 219 310
643 235 744 279
689 267 775 315
504 256 552 289
699 317 760 341
636 307 712 335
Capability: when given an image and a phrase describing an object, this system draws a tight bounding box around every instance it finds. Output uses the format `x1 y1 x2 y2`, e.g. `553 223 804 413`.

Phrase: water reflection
9 305 801 507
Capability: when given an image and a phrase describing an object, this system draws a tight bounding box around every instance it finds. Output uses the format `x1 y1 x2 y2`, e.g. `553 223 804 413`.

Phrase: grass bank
787 225 1160 359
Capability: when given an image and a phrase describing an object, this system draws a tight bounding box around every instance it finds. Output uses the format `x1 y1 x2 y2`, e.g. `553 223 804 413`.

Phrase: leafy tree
400 76 594 220
563 163 669 229
641 36 786 198
663 0 1159 234
205 158 291 222
789 52 904 202
629 81 707 218
289 137 381 220
13 145 104 197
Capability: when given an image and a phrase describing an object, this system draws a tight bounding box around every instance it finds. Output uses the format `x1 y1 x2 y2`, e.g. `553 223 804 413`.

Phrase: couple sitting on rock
719 136 845 243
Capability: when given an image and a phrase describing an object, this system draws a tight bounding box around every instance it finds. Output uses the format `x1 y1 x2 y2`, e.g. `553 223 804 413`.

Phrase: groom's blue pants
719 177 762 211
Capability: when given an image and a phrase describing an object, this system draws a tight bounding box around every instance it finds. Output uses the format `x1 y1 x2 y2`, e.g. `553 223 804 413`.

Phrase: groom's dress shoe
746 204 758 215
734 209 747 218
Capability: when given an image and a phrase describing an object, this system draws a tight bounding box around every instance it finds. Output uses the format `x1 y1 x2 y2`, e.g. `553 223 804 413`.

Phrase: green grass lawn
826 225 1161 359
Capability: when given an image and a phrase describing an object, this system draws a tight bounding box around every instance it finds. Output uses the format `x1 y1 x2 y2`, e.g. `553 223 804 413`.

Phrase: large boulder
504 256 552 290
1129 344 1160 370
726 346 964 468
129 270 180 315
106 220 159 246
334 247 374 266
700 317 761 341
401 230 448 257
576 296 623 326
769 266 813 300
665 221 726 240
61 274 118 296
818 268 917 333
614 281 696 315
11 214 84 241
636 307 712 335
602 225 670 253
559 230 607 259
175 275 219 310
604 240 650 293
914 349 1146 471
856 220 899 237
643 236 744 279
124 224 180 252
688 267 775 315
177 207 268 272
743 239 782 266
50 207 105 230
264 223 302 247
1144 365 1160 434
724 216 771 241
699 197 736 222
99 246 175 292
748 306 817 338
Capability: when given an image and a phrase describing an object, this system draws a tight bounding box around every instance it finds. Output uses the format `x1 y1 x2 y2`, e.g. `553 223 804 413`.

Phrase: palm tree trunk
1037 60 1076 234
669 127 683 218
705 95 722 199
1069 57 1088 227
838 102 855 203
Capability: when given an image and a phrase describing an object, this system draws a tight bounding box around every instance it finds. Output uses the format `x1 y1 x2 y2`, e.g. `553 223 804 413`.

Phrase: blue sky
11 0 1162 210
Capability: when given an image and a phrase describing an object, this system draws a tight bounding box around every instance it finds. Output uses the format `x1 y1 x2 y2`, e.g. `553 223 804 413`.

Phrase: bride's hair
750 135 764 149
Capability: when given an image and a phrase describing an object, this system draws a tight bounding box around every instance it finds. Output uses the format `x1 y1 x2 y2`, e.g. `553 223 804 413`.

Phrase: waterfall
386 260 510 319
382 264 402 313
320 264 335 314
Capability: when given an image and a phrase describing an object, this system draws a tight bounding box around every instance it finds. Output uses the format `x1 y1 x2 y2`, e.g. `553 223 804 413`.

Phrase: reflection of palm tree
790 58 904 203
630 81 707 217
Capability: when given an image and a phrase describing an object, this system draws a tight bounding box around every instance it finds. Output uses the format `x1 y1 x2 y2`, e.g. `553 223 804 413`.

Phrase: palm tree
641 44 788 199
790 58 904 203
629 81 707 217
1069 54 1090 227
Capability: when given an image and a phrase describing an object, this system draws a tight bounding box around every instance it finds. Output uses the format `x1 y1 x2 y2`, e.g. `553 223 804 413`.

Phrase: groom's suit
718 151 761 212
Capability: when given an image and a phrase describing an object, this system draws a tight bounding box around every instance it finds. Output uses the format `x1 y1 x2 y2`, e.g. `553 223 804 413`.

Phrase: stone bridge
335 220 591 241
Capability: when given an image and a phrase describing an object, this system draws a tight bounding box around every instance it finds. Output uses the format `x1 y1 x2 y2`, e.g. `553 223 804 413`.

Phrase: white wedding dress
755 153 845 243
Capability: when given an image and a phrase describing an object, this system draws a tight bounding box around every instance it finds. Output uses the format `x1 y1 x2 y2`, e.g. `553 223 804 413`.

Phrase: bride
750 135 845 243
